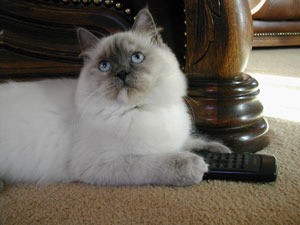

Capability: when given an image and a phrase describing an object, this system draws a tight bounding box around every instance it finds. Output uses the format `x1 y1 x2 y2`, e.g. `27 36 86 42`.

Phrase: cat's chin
117 88 129 103
116 86 145 106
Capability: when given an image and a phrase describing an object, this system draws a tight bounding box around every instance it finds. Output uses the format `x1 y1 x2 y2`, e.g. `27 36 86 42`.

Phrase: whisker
185 95 199 106
77 88 102 118
184 96 197 122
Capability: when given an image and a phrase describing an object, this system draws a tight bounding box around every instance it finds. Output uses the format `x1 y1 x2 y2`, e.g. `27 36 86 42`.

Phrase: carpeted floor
0 48 300 225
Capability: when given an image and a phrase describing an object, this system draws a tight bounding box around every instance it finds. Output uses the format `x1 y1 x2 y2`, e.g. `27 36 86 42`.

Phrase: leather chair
249 0 300 47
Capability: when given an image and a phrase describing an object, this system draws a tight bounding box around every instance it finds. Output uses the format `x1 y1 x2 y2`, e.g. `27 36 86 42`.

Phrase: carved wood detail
185 0 253 79
192 0 221 65
0 0 132 63
0 0 186 79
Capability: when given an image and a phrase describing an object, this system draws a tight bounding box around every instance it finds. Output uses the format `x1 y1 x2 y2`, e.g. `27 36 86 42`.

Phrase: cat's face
79 31 163 104
76 9 186 110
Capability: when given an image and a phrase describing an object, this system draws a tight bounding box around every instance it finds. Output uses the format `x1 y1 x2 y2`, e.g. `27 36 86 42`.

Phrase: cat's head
76 8 186 112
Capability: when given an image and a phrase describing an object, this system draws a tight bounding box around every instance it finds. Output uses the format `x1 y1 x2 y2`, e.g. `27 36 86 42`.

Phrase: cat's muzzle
116 70 130 83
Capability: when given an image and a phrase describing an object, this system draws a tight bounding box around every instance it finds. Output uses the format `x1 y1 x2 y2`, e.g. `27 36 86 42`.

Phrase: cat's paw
200 141 232 153
167 152 208 186
184 137 231 154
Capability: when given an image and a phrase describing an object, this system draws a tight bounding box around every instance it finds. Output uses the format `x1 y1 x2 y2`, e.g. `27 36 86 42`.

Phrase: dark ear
132 8 163 44
77 27 99 53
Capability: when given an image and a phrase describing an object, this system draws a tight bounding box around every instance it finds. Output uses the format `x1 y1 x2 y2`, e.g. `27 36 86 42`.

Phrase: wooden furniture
0 0 269 152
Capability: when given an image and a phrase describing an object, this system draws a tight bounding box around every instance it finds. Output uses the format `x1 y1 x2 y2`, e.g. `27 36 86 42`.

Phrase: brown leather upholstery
249 0 300 47
253 0 300 20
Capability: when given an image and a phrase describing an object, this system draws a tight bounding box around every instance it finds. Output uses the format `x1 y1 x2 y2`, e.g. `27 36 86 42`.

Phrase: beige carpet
1 49 300 225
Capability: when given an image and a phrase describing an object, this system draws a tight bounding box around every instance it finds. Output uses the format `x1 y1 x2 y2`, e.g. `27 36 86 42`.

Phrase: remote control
194 151 278 182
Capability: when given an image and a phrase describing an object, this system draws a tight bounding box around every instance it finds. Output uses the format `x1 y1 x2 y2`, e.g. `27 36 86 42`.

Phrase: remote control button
244 154 250 165
220 154 229 161
229 154 236 161
212 154 220 160
228 162 234 168
210 163 218 168
219 163 226 168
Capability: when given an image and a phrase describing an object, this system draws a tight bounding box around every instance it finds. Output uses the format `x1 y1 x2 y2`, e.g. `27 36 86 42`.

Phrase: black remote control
194 151 278 182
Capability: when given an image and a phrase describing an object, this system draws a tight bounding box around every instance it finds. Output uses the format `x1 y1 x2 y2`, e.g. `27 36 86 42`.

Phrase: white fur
0 80 76 184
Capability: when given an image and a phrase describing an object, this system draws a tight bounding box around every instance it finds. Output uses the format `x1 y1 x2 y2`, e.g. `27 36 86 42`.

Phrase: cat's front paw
204 142 232 153
184 137 231 154
167 152 208 186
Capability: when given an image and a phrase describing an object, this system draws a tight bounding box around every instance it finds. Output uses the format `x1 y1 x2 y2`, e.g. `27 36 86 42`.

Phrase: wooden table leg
184 0 269 152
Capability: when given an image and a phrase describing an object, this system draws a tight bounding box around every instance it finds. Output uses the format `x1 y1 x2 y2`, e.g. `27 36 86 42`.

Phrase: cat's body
0 9 230 186
0 79 77 184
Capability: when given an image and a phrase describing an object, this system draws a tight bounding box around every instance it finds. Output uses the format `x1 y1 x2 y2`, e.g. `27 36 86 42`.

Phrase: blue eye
131 52 145 64
98 60 112 72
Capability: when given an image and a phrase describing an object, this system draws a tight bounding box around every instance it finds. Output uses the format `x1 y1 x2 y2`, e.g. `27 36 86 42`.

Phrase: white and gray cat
0 9 230 187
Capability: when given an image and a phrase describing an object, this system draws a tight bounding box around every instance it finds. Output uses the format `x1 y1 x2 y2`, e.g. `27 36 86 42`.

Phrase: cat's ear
132 8 163 45
77 28 99 57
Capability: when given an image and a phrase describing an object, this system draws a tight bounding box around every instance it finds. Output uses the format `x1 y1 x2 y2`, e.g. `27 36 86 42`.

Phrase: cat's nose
116 70 130 82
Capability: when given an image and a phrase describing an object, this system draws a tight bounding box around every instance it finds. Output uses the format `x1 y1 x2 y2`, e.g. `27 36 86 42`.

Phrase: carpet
1 49 300 225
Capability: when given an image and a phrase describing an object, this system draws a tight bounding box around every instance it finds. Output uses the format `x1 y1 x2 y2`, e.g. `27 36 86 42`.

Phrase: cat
0 8 230 187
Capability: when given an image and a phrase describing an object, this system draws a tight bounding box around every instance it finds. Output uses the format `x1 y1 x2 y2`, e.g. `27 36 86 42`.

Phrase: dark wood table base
184 0 269 152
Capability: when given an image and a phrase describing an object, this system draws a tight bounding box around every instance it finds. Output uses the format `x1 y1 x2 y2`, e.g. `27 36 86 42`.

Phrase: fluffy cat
0 9 230 187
